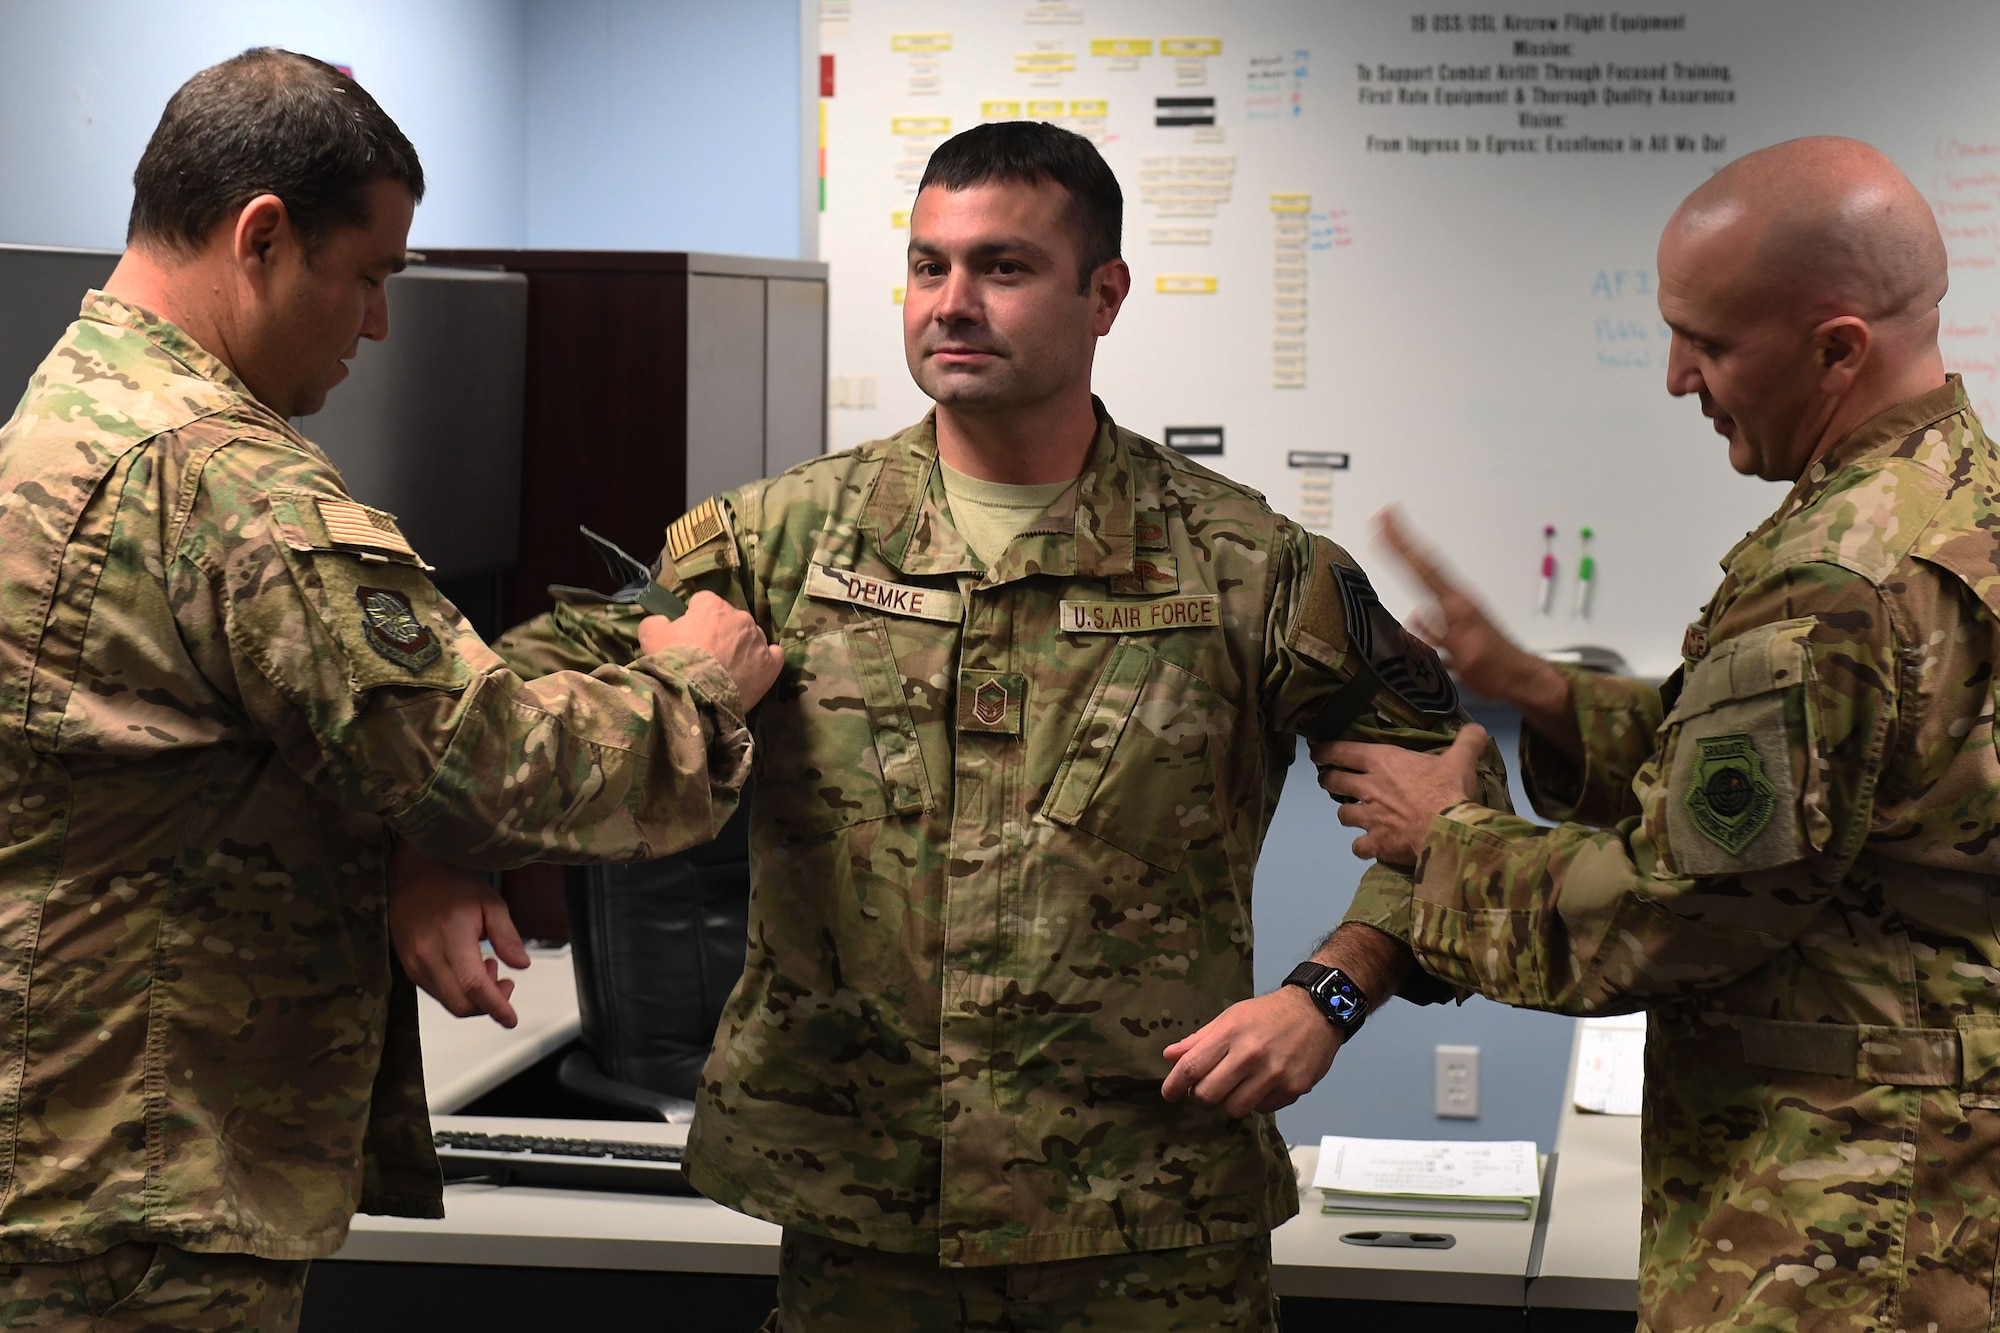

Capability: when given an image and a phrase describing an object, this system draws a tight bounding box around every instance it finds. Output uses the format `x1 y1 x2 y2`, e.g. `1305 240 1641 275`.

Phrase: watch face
1313 973 1365 1025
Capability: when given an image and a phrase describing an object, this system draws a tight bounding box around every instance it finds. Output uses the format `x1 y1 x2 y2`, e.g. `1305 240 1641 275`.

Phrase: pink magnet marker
1539 524 1557 614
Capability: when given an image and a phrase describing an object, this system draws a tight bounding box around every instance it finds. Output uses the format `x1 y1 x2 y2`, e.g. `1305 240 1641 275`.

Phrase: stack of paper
1312 1136 1541 1220
1572 1013 1646 1116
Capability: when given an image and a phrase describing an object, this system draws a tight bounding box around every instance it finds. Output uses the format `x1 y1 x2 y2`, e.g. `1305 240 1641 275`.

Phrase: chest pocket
1041 640 1231 872
1651 616 1821 878
756 616 932 845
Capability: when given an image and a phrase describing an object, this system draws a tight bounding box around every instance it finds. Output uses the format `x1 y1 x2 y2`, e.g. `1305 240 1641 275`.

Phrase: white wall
0 0 529 251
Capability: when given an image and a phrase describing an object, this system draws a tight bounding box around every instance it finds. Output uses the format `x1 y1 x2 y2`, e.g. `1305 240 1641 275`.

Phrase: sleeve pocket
1652 616 1819 878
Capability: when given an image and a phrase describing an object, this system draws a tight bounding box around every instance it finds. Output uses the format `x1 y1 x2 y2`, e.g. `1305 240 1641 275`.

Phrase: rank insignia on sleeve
356 587 442 671
667 498 726 562
1330 562 1458 716
1682 733 1774 854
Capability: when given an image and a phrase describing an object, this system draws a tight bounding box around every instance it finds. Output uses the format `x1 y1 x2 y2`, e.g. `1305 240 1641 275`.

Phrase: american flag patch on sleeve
666 497 726 561
315 497 420 561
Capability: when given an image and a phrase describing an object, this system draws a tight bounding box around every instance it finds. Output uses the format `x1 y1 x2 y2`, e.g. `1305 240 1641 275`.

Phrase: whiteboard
815 0 2000 679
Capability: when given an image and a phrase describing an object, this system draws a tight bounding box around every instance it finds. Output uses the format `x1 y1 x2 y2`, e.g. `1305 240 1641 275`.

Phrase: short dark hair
128 48 425 256
918 121 1121 292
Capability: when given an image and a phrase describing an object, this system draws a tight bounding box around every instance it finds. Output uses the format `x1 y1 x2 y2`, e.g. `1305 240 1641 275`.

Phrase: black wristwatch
1284 962 1370 1037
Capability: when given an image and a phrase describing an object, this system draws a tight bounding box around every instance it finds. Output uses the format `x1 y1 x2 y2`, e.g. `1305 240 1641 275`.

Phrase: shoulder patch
667 497 726 562
1331 562 1458 716
1681 733 1775 854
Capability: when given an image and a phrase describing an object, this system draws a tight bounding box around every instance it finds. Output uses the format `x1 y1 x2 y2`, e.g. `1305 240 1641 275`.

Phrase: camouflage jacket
497 405 1506 1266
0 294 750 1261
1387 379 2000 1332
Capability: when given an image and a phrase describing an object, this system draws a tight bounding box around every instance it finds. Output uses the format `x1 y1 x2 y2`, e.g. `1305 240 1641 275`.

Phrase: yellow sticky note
1269 193 1312 213
1016 51 1077 72
892 116 951 135
1161 37 1222 57
983 99 1023 119
892 286 906 304
1027 98 1066 117
890 210 910 229
1070 99 1109 117
891 32 952 51
1091 38 1153 57
1155 274 1218 294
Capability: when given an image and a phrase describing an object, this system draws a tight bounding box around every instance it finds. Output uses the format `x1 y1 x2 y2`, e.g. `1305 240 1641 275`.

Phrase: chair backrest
564 789 752 1101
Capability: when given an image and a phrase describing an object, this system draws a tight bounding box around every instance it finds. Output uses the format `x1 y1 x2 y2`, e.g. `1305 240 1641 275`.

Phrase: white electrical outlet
1435 1044 1480 1119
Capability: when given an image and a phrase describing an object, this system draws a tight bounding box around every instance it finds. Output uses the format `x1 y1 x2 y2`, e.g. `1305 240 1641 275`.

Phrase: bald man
1296 136 2000 1330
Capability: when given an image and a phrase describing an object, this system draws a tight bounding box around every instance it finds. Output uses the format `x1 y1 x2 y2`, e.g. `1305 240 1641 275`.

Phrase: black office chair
558 783 752 1123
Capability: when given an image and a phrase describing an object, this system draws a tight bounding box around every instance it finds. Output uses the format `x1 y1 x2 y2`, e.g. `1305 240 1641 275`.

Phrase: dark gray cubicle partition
0 243 120 413
297 265 528 582
0 245 528 599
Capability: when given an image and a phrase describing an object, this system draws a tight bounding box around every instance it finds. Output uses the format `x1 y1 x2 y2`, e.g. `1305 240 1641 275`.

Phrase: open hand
638 591 784 710
1313 724 1488 867
388 841 530 1027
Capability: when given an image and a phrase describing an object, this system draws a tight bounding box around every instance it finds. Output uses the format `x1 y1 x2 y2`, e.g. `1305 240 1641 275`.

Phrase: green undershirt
937 459 1076 568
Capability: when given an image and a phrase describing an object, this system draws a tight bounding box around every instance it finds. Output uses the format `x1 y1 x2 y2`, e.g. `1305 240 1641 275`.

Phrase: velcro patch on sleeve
667 497 727 562
316 497 422 562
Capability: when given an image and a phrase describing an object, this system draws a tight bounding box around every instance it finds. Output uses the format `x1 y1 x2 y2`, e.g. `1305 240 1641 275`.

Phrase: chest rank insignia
356 587 442 671
1682 621 1711 664
1683 733 1774 854
957 669 1026 735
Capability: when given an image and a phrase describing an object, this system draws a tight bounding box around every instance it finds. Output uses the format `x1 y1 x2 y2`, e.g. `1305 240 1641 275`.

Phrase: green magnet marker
1574 526 1596 617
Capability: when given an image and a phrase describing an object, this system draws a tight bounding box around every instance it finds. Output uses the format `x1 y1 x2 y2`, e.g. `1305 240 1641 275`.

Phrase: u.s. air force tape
1330 562 1458 716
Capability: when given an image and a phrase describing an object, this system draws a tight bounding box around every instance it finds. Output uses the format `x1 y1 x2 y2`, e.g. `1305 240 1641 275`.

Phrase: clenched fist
639 591 784 710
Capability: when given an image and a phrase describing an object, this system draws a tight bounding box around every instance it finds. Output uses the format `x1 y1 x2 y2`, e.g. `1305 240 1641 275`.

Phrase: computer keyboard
433 1129 694 1195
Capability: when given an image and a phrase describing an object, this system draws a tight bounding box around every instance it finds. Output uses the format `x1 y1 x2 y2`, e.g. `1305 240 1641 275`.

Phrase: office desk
339 1130 1538 1297
418 944 581 1113
1527 1020 1643 1321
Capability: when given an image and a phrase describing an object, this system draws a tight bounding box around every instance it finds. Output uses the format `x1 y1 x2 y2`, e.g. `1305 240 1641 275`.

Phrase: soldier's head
1657 136 1947 483
113 49 424 418
904 121 1131 420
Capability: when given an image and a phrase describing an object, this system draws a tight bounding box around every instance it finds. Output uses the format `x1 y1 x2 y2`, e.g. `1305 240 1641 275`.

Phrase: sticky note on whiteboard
1161 37 1223 56
1092 38 1152 57
891 32 951 51
1156 274 1218 294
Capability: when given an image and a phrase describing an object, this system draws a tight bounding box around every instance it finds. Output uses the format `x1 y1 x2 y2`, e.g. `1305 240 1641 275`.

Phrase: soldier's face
904 180 1127 416
249 179 413 419
1657 220 1828 483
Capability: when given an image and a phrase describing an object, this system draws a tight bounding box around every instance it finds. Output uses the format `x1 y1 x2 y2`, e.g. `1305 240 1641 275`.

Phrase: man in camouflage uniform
491 120 1505 1331
1316 138 2000 1332
0 51 778 1331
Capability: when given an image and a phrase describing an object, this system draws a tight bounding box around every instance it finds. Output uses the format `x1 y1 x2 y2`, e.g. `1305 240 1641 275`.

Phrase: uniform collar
1718 375 1972 572
77 289 322 454
865 398 1136 583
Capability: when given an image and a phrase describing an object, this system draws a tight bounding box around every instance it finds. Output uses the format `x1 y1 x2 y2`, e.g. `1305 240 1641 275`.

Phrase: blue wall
0 0 530 251
0 0 810 258
523 0 808 256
